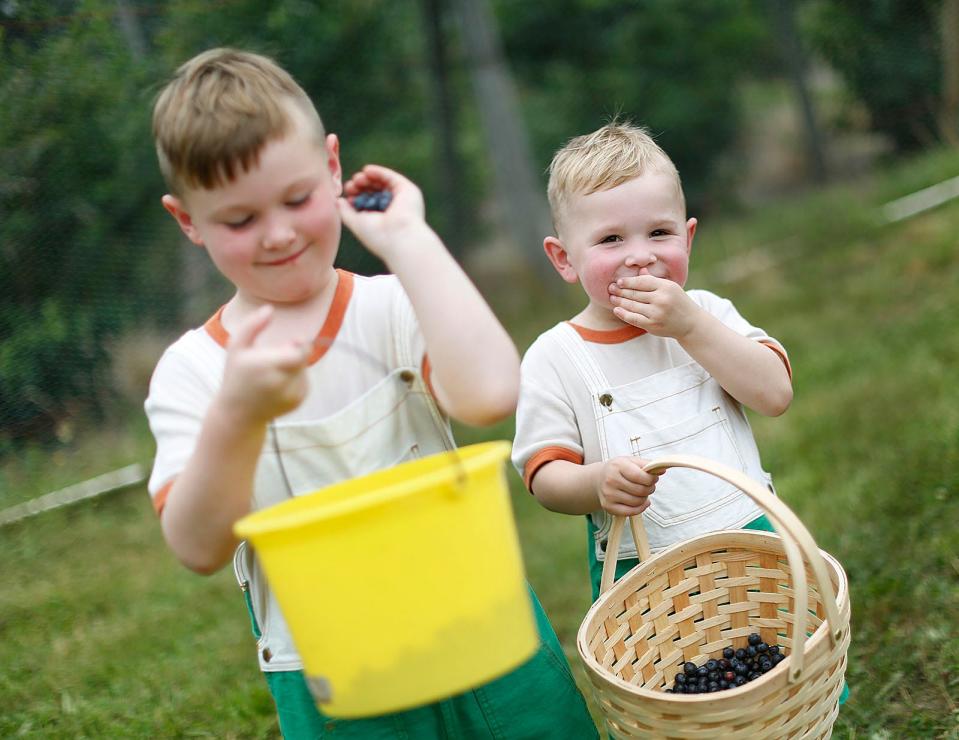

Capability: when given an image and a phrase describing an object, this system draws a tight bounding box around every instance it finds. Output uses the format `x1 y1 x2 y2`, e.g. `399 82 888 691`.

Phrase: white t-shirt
145 270 452 670
512 289 790 555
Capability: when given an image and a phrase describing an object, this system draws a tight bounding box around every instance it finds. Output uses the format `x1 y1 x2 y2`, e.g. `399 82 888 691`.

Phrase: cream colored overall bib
552 322 771 563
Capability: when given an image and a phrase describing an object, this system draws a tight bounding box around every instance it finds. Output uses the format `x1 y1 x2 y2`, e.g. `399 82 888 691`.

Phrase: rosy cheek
581 260 617 302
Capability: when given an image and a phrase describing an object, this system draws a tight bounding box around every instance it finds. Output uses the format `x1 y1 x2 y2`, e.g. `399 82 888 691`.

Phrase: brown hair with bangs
546 120 683 236
152 48 325 195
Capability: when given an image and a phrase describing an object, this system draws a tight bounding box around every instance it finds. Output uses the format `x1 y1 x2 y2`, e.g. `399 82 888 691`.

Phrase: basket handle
599 454 844 683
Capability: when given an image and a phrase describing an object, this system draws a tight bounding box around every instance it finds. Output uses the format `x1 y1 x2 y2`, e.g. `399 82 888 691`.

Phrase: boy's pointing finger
229 305 274 350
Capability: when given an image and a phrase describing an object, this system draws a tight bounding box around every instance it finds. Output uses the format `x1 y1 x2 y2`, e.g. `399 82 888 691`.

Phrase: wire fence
2 0 955 508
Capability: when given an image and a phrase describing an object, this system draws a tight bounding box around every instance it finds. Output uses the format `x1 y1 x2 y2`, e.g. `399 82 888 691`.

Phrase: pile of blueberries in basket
351 189 393 212
666 633 786 694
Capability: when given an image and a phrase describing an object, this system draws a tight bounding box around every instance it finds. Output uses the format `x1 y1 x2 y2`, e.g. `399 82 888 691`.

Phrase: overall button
599 393 613 408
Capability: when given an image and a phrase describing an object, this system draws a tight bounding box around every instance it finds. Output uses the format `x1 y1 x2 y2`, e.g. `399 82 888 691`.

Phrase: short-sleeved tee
145 269 431 513
512 289 789 552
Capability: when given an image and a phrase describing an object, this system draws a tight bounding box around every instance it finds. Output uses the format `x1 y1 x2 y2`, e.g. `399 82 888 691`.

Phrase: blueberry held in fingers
353 189 392 212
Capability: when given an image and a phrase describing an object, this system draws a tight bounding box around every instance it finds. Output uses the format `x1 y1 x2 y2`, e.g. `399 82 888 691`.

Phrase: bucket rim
233 439 512 539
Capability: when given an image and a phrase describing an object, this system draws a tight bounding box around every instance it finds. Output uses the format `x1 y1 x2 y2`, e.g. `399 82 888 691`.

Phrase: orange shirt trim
204 269 354 366
524 446 583 491
567 322 646 344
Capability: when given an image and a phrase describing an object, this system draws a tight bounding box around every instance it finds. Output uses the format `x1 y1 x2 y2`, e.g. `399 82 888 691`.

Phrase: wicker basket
577 455 850 739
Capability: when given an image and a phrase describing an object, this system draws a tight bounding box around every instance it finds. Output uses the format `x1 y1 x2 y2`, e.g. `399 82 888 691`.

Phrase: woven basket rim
576 528 849 703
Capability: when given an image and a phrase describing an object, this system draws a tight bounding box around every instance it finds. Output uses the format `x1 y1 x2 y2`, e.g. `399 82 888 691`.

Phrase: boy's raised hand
596 456 658 517
337 165 428 263
609 275 701 339
218 305 311 426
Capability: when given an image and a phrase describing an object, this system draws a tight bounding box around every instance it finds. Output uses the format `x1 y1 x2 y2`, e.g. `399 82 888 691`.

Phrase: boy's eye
599 234 622 244
650 229 671 238
225 215 254 229
287 192 312 207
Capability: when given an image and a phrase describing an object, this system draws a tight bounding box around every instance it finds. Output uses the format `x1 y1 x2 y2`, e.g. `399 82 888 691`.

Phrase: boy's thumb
230 305 274 349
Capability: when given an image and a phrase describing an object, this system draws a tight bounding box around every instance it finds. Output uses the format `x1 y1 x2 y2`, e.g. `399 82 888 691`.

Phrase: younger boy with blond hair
512 121 794 600
145 48 597 738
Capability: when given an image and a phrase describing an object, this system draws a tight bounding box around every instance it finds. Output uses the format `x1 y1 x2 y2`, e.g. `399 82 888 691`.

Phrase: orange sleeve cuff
523 446 584 491
153 479 173 516
761 341 792 379
421 354 435 397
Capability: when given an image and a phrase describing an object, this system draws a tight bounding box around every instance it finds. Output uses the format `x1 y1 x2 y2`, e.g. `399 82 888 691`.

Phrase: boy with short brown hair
146 47 597 738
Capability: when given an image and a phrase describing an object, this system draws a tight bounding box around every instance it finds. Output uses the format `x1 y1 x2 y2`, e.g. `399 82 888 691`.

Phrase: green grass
3 149 959 737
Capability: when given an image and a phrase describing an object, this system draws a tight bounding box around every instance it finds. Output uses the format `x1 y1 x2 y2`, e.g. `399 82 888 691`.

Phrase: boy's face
544 171 696 319
161 105 343 307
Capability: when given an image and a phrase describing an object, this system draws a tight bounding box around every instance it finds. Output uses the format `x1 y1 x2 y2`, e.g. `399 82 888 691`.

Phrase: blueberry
748 633 762 646
772 653 785 665
375 190 393 210
760 660 773 672
353 189 392 212
768 645 781 656
718 658 731 671
734 676 747 686
723 647 735 660
697 666 709 678
675 673 686 684
684 661 698 676
705 659 718 671
723 671 736 682
735 648 747 661
756 642 769 653
747 645 758 657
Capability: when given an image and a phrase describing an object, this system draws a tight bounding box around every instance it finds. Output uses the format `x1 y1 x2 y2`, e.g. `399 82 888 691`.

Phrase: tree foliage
0 0 947 446
803 0 945 151
497 0 773 209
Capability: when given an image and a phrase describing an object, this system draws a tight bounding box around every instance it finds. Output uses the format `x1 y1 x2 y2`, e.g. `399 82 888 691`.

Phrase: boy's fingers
617 275 659 292
229 305 273 349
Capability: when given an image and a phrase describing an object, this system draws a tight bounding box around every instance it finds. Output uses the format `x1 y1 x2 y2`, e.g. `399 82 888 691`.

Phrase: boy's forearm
679 313 793 417
160 401 265 574
530 460 601 515
384 225 520 426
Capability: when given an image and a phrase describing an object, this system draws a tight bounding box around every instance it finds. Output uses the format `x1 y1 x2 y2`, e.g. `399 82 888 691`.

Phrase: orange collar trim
204 269 355 365
567 321 646 344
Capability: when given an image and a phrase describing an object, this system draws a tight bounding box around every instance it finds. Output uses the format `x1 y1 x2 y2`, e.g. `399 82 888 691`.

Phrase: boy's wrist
378 223 444 267
207 394 269 438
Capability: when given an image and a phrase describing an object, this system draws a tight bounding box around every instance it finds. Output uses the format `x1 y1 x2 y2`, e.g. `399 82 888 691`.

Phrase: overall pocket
626 405 747 527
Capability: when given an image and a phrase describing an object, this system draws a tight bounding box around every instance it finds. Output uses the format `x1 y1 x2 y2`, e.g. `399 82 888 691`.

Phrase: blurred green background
2 0 958 737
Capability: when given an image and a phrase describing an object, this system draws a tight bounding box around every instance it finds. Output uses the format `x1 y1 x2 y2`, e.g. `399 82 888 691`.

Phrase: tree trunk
940 0 959 146
449 0 554 279
420 0 467 255
772 0 828 183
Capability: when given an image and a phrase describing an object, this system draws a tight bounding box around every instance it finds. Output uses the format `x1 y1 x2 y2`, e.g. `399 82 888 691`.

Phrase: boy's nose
624 250 657 271
262 220 296 250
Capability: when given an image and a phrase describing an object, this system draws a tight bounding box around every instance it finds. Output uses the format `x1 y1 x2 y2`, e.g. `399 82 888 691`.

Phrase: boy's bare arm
339 165 520 426
531 457 657 517
161 306 311 574
610 276 792 416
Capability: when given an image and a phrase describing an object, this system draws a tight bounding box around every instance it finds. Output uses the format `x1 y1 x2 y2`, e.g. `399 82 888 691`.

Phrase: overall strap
552 323 611 395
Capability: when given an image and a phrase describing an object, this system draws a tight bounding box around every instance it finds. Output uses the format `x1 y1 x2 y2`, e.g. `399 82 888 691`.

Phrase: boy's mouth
262 244 309 266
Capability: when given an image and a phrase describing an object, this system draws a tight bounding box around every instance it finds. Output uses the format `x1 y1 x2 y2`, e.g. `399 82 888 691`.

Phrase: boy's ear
161 195 204 246
543 236 579 284
325 133 343 196
685 217 698 253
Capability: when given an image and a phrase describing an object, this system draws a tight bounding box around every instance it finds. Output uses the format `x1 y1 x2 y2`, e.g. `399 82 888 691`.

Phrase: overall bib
234 363 598 738
550 324 774 600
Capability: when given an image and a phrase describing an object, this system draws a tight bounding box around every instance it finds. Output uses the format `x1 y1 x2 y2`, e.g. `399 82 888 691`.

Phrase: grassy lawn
3 148 959 737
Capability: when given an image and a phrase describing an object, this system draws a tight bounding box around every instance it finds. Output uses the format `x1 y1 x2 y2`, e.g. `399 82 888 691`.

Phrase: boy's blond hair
546 122 683 233
153 48 325 195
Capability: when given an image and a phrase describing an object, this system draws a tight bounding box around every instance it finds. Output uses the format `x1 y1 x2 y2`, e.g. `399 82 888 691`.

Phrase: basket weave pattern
577 456 851 740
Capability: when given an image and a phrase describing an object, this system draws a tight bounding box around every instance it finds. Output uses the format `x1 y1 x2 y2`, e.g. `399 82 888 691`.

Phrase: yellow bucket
233 440 538 718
